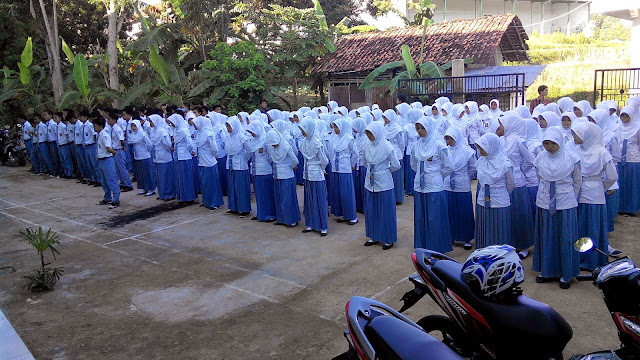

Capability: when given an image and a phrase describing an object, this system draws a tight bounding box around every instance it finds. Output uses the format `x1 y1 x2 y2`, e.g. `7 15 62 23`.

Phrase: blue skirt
228 169 251 212
304 180 329 231
510 186 535 250
329 172 357 221
254 174 276 221
414 191 452 252
392 161 404 204
295 151 305 185
446 191 475 243
527 186 538 222
199 165 224 208
533 207 579 280
578 203 609 271
177 159 197 202
474 205 512 249
618 162 640 213
606 190 619 232
217 155 228 196
404 155 415 195
192 156 201 193
135 157 156 192
353 168 366 213
365 189 397 243
274 177 301 225
155 162 177 200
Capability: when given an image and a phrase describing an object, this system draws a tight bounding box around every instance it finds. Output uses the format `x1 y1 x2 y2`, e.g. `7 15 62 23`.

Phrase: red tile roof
314 14 529 74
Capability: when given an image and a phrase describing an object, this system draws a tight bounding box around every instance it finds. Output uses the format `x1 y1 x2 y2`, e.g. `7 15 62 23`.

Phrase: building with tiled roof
314 14 530 110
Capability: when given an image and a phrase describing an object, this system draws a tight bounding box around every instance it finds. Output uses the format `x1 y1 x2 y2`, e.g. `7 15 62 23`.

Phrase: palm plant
20 227 65 291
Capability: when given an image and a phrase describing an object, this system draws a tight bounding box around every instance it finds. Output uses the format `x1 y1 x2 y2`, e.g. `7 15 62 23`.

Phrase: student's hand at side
292 166 298 171
191 151 196 157
607 190 616 195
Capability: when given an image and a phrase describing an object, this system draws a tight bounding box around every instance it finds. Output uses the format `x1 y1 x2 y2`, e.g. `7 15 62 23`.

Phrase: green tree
590 14 631 42
200 42 271 114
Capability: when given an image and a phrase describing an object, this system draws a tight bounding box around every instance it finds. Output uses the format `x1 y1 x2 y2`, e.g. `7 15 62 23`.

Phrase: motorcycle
569 238 640 360
399 248 572 359
333 296 463 360
1 125 27 166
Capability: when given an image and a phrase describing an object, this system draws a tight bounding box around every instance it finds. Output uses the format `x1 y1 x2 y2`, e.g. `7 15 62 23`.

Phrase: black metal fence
593 68 640 109
397 73 526 111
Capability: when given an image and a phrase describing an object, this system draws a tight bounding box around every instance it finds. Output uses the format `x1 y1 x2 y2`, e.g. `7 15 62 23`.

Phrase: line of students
19 96 639 289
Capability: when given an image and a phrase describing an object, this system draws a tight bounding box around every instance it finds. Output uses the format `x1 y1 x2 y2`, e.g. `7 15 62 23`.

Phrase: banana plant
58 53 119 110
17 37 33 85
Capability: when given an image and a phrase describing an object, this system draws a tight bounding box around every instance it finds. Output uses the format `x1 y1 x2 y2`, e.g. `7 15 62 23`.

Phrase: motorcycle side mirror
574 237 594 253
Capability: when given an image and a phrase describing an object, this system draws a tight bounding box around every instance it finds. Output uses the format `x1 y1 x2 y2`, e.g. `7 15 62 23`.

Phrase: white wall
367 0 591 35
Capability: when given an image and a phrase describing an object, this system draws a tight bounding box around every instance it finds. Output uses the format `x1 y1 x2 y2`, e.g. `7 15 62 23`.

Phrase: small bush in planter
20 227 65 291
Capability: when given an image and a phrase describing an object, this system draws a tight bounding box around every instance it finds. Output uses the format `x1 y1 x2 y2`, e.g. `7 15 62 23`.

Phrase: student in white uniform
327 117 358 225
382 109 406 205
94 117 120 209
106 112 133 192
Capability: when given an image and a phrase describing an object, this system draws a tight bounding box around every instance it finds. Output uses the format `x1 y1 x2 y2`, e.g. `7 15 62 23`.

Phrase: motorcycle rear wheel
417 314 472 357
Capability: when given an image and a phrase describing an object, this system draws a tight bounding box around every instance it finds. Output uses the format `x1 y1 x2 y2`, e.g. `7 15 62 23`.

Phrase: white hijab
523 119 542 151
224 117 247 155
265 129 290 163
246 121 266 153
445 125 474 171
194 116 214 148
572 122 612 177
534 127 578 181
330 118 353 152
363 121 393 165
351 117 368 153
557 97 574 113
403 108 423 139
475 133 511 184
148 114 168 146
413 116 440 161
488 99 502 119
499 113 524 153
383 109 403 139
620 105 640 140
298 118 323 159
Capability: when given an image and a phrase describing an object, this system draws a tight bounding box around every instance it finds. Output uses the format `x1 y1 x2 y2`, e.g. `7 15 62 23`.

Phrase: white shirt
56 122 68 145
363 151 401 192
67 122 75 143
524 143 543 187
476 168 515 208
46 119 57 142
226 146 251 170
83 121 96 145
270 147 299 180
536 164 581 210
36 122 48 143
604 137 620 191
326 140 358 173
388 132 406 160
444 156 477 193
131 133 152 160
302 146 329 181
110 124 125 150
74 121 84 145
153 132 173 164
410 144 452 193
505 139 535 188
405 134 417 156
97 129 113 159
197 137 218 167
22 121 33 141
174 130 195 161
251 147 272 176
620 129 640 163
578 160 618 205
117 118 128 135
126 119 134 144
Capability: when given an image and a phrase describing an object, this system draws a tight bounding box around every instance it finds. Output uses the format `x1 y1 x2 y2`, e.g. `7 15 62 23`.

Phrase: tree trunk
34 0 64 104
107 0 120 106
319 78 326 105
292 77 298 110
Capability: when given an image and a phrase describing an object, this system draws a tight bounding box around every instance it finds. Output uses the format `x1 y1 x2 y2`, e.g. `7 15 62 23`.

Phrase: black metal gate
397 73 526 111
594 68 640 109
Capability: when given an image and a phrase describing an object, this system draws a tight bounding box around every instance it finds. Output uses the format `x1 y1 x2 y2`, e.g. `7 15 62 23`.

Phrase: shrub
20 227 65 291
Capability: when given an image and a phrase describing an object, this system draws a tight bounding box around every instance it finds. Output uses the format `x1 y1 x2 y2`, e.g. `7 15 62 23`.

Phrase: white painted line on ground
102 214 215 245
223 283 279 303
2 196 71 209
371 275 411 300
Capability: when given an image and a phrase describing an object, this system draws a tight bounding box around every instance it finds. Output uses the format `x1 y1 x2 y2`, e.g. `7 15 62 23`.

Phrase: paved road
0 166 628 359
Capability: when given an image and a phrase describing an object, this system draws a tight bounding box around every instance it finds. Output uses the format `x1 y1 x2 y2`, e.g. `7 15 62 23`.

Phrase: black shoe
335 218 347 223
251 216 258 220
225 210 237 215
121 187 133 192
382 243 394 250
238 212 250 217
364 240 379 246
263 219 276 223
536 276 554 284
109 202 120 209
81 180 88 184
319 232 327 237
93 183 101 187
396 202 402 205
347 219 358 225
287 222 298 228
463 242 473 250
76 179 84 183
96 199 110 205
559 280 571 289
302 228 313 233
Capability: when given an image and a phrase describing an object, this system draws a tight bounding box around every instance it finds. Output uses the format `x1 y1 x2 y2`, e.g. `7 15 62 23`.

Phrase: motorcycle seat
364 315 463 360
431 260 572 358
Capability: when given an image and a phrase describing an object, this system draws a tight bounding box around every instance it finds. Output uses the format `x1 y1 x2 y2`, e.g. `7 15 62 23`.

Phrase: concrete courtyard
0 165 631 359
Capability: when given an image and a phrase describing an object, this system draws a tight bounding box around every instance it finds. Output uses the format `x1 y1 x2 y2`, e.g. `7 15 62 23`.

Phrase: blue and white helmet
461 245 525 298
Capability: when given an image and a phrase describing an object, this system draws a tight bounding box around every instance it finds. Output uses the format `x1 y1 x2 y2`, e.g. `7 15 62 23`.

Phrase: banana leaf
120 82 152 107
149 45 170 86
188 79 213 98
61 38 74 64
401 45 416 78
73 54 90 97
58 89 81 109
360 61 404 89
21 37 33 68
18 63 30 85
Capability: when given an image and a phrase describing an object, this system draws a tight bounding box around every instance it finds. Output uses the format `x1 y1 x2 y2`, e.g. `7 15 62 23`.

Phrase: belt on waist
58 143 69 146
84 143 95 147
98 157 111 161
